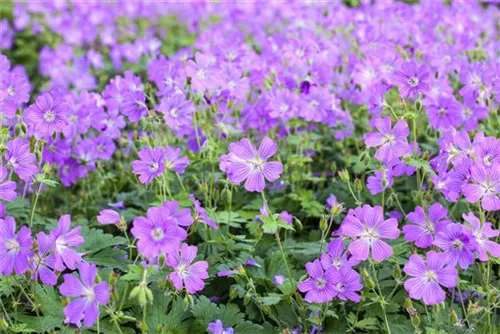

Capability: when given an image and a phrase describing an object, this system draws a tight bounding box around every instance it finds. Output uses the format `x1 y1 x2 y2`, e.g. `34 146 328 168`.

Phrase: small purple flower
473 137 500 169
208 319 234 334
96 209 121 225
426 96 463 130
162 200 194 227
331 266 363 303
434 223 478 270
404 251 458 305
220 137 283 192
49 214 84 271
341 205 400 262
278 211 293 224
0 216 32 275
394 61 429 98
403 203 452 248
164 146 189 174
131 206 187 259
190 194 218 229
157 95 194 133
121 91 147 123
186 52 221 93
26 93 69 136
298 259 337 303
364 117 410 163
274 275 286 286
461 163 500 211
166 243 209 294
320 239 360 270
367 168 393 195
0 166 16 204
131 147 165 184
30 232 57 285
462 212 500 262
5 138 37 181
59 262 110 328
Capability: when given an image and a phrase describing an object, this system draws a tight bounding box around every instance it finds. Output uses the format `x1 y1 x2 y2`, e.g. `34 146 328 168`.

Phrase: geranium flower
30 232 57 285
166 243 209 294
341 205 400 262
461 163 500 211
364 117 410 164
331 266 363 303
320 239 360 270
208 320 234 334
434 223 478 269
5 138 37 181
25 93 69 136
298 259 337 303
96 209 121 225
49 214 84 271
164 146 189 174
219 137 283 192
0 216 32 275
161 200 194 227
59 262 110 328
394 61 429 98
190 194 218 229
131 206 187 259
132 147 165 184
404 251 458 305
462 212 500 261
403 203 452 248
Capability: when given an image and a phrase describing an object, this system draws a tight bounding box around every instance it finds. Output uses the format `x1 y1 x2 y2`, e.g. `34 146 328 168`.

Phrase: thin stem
369 261 391 334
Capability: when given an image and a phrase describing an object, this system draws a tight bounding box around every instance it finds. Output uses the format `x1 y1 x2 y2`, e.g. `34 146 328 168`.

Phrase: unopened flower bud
393 264 401 279
415 99 422 112
450 309 459 324
361 268 375 289
244 292 251 305
319 216 328 231
354 179 363 193
339 170 350 183
158 253 166 267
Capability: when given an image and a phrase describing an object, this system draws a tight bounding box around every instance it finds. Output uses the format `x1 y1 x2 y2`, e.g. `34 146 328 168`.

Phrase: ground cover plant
1 0 500 333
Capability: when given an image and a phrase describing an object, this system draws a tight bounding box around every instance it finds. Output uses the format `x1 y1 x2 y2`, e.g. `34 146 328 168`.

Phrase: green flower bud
158 253 166 267
354 179 363 193
339 169 350 183
411 313 420 327
450 309 458 324
229 287 238 300
393 264 401 279
244 292 251 305
415 99 422 112
361 268 375 289
319 216 328 231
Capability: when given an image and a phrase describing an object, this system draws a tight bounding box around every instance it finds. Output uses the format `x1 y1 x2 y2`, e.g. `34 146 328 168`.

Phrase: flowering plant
1 1 499 333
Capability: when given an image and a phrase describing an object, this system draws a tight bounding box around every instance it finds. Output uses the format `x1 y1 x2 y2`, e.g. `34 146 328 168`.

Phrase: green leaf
79 227 127 254
191 296 219 325
261 293 282 306
355 317 379 330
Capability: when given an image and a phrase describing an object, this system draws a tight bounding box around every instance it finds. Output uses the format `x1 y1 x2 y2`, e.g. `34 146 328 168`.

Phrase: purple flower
1 71 30 105
5 138 37 181
403 203 452 248
341 205 400 262
162 200 194 227
273 275 285 286
166 243 209 294
164 146 189 174
131 147 165 184
364 117 410 163
208 320 234 334
461 163 500 211
462 212 500 261
0 166 16 204
96 209 121 225
220 137 283 192
367 169 393 195
331 266 363 303
320 239 360 270
26 93 69 136
49 214 84 271
186 52 221 93
30 232 57 285
157 94 194 133
59 262 110 328
278 211 293 224
131 206 187 259
404 251 458 305
121 91 147 123
190 194 218 229
394 61 429 98
0 216 32 275
298 259 337 303
426 96 463 130
473 137 500 169
434 223 478 270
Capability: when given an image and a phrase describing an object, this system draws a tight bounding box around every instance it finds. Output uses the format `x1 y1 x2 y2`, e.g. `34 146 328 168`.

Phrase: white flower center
196 69 206 80
44 110 56 122
5 239 20 254
408 77 419 87
423 270 437 283
315 277 326 288
151 227 164 241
